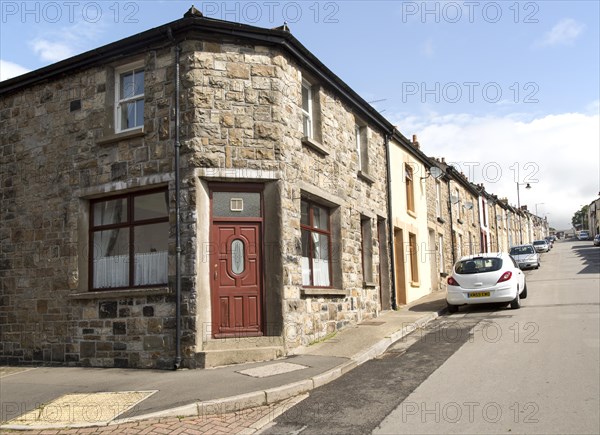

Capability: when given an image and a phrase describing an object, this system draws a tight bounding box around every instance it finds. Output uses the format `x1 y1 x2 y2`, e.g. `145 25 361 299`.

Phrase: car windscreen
533 241 546 245
510 246 535 255
455 258 503 274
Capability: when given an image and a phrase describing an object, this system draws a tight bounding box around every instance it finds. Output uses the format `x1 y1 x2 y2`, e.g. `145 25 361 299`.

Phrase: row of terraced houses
0 9 549 369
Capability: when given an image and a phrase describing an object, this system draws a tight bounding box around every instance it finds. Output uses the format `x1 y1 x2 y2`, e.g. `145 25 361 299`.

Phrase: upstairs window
116 63 144 132
301 79 314 139
90 188 168 290
454 188 461 220
482 199 488 226
355 123 369 174
405 164 415 213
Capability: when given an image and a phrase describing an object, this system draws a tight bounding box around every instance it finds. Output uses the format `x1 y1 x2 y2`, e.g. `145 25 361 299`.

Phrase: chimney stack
412 134 420 149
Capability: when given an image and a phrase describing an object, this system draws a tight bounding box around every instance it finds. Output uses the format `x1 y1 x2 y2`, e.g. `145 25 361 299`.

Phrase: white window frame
115 61 145 133
355 124 362 171
355 123 369 173
454 188 461 220
435 180 442 218
301 79 313 139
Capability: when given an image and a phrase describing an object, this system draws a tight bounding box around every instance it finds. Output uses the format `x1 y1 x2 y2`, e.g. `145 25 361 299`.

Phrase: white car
532 240 550 253
578 231 590 240
510 244 540 269
446 252 527 313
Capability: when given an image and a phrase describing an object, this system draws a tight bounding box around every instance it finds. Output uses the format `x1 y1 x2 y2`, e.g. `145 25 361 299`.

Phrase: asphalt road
262 239 600 434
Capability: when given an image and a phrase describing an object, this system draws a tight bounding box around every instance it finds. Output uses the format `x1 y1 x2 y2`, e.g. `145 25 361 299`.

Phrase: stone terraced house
424 157 481 271
0 8 435 369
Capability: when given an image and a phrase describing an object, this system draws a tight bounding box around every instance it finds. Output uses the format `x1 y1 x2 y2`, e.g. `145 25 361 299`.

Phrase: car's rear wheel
447 303 458 314
521 282 528 299
510 289 521 309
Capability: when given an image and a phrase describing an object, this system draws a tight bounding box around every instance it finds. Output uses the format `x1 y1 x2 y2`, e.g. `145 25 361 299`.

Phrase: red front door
211 222 263 337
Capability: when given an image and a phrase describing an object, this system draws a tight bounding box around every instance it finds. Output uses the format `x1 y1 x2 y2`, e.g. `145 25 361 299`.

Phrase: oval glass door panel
231 239 245 275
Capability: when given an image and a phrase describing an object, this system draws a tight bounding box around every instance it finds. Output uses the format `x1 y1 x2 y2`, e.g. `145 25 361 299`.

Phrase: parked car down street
510 244 541 269
578 230 590 240
594 234 600 246
533 239 550 253
446 252 527 313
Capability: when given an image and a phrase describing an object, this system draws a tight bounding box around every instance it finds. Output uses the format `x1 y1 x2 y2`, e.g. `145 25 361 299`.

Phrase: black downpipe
384 134 397 310
167 28 182 370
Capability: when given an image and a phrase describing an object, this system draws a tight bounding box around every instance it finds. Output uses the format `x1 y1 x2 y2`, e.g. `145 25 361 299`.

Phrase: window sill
410 281 420 288
437 217 446 224
301 287 347 296
457 218 464 225
96 128 144 146
357 171 375 184
407 209 417 219
301 136 330 156
68 287 171 300
440 272 449 278
363 281 377 289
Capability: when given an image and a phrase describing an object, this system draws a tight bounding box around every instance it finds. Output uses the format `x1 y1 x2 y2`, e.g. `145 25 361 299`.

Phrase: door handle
214 264 218 280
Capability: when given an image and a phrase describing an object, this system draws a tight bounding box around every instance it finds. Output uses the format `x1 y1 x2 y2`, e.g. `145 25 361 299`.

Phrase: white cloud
537 18 585 47
392 109 600 230
30 39 75 63
28 19 108 65
0 60 31 81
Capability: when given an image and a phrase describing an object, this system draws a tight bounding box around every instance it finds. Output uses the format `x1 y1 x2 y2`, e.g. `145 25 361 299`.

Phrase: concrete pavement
0 291 448 433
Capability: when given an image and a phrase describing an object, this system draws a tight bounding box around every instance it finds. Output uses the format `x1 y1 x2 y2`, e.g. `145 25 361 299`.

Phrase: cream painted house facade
389 138 433 305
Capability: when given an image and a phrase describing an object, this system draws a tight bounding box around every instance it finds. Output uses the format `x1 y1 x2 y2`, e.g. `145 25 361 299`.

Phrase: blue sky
1 1 599 230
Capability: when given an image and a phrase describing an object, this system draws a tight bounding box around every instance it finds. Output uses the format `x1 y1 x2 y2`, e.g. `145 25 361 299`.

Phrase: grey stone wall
0 46 197 369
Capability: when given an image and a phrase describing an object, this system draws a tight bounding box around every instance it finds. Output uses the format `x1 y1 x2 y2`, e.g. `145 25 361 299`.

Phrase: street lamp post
516 182 532 244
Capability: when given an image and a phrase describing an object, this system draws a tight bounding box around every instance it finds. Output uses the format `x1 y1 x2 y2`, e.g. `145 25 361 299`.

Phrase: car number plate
468 292 490 298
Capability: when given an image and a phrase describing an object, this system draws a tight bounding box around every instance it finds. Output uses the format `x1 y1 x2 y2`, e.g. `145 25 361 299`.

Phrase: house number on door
231 239 244 275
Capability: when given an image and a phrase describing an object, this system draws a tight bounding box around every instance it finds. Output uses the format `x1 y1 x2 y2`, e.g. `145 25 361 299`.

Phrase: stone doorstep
202 336 284 351
197 347 285 368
